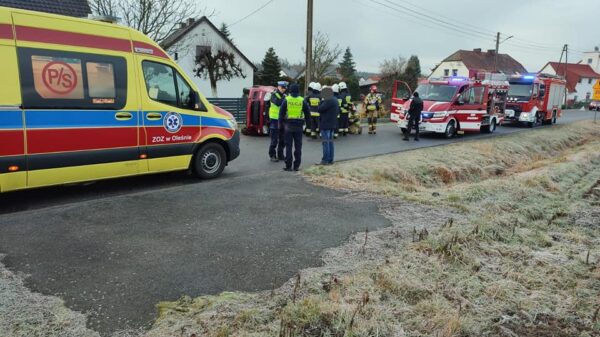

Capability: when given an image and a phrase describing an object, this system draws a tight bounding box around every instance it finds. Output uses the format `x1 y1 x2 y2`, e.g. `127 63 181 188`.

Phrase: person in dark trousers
279 84 310 171
305 82 322 139
404 91 423 141
268 81 288 161
317 86 339 165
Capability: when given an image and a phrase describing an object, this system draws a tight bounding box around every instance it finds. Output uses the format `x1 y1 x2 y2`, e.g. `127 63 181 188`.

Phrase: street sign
593 79 600 101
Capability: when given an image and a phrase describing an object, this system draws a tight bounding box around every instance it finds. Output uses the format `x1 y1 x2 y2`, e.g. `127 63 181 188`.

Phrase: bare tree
307 31 342 82
89 0 211 43
379 56 407 98
194 43 246 97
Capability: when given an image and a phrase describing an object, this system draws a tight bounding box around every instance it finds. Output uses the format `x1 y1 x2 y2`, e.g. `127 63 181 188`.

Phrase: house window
574 95 578 102
588 58 593 64
578 78 582 83
452 69 458 76
586 92 591 101
444 69 449 76
589 78 593 84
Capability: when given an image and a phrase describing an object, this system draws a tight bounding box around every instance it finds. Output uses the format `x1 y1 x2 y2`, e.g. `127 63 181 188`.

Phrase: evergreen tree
338 47 357 80
220 23 232 42
260 47 282 86
403 55 422 90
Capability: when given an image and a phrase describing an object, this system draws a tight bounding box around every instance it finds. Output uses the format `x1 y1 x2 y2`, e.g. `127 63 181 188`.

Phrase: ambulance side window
142 61 177 106
18 47 126 109
175 73 193 109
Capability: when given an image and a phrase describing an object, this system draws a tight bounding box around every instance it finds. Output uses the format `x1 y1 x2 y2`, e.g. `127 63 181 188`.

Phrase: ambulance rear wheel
194 143 226 179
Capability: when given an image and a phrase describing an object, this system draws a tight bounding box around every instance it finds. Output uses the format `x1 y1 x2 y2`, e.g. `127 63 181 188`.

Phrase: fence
207 98 247 124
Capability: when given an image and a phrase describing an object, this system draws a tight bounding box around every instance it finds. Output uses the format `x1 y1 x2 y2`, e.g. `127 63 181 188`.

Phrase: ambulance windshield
508 83 533 98
415 84 457 102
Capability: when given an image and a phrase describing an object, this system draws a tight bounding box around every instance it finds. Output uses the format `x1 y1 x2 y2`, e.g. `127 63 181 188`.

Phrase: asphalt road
0 110 596 334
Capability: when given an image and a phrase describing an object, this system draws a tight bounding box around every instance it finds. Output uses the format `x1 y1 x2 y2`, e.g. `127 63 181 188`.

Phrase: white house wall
167 21 254 98
582 51 600 74
429 61 469 79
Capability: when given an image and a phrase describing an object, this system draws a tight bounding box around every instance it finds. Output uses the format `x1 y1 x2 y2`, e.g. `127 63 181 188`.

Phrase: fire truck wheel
482 119 496 134
444 120 456 139
193 143 227 179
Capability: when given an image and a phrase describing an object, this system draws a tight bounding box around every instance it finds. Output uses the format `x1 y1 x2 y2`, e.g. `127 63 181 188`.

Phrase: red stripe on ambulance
0 23 13 40
26 127 138 154
15 25 132 52
0 130 24 156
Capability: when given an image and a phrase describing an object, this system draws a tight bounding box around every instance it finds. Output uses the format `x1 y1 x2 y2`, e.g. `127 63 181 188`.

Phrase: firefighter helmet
339 82 347 90
313 82 322 91
332 84 340 93
308 82 315 90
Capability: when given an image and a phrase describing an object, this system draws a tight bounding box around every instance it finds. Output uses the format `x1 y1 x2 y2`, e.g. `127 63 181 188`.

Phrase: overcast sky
207 0 597 75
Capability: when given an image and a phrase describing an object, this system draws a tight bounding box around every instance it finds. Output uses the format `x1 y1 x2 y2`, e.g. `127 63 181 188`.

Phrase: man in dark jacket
404 92 423 141
317 86 339 165
279 84 310 171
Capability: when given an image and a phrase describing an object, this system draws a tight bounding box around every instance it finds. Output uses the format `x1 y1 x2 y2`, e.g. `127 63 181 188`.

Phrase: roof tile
1 0 91 17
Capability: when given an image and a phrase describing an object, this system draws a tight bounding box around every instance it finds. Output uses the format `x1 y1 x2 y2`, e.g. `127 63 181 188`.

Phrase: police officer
279 84 310 171
307 82 322 139
332 84 341 138
338 82 352 136
364 85 382 134
404 91 423 141
268 81 288 162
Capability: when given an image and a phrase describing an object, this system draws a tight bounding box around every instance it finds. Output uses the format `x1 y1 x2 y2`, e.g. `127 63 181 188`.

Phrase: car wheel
444 120 456 139
194 143 226 179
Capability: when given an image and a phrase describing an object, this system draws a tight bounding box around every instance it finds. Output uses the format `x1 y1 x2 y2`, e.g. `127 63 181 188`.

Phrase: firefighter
307 82 322 139
338 82 352 136
279 84 310 171
364 85 382 134
403 91 423 141
304 82 315 135
332 84 341 138
268 81 288 162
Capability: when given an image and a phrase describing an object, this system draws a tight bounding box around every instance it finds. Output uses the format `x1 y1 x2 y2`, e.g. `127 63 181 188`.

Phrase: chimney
473 48 482 53
487 49 496 55
187 18 195 26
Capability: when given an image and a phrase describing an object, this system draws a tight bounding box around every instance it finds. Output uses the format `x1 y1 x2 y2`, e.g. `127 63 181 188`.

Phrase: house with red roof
429 48 527 79
539 62 600 103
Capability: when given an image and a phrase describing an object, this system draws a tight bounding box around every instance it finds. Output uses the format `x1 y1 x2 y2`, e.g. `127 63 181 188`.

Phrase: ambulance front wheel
194 143 227 179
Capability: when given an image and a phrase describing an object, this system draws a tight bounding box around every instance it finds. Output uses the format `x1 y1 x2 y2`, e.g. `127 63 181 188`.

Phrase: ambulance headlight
432 111 448 118
227 117 238 130
521 112 529 118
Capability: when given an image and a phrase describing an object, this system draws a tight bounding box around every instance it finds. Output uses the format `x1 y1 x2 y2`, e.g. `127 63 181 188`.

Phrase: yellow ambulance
0 6 240 193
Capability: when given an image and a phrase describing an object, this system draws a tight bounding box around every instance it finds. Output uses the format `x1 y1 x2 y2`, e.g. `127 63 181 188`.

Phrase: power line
229 0 276 27
380 0 587 53
367 0 496 42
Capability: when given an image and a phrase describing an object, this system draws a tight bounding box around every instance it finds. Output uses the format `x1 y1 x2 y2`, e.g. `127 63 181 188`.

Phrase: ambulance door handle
146 112 163 121
115 112 133 120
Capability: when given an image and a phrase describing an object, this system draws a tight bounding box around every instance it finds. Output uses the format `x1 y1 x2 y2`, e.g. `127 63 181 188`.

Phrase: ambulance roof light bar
87 14 120 24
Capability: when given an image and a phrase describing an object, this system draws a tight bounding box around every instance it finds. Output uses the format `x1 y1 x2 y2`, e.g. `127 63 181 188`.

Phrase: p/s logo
42 61 78 95
164 112 183 133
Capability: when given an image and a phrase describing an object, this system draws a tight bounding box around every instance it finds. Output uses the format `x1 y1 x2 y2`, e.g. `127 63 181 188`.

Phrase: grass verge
145 122 600 336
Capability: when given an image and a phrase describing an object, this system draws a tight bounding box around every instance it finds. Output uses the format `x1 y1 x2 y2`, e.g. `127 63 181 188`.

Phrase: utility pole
494 32 500 73
304 0 313 94
564 44 569 108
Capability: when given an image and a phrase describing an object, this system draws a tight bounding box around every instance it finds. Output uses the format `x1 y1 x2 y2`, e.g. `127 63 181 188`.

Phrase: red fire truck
396 75 510 138
504 74 566 127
